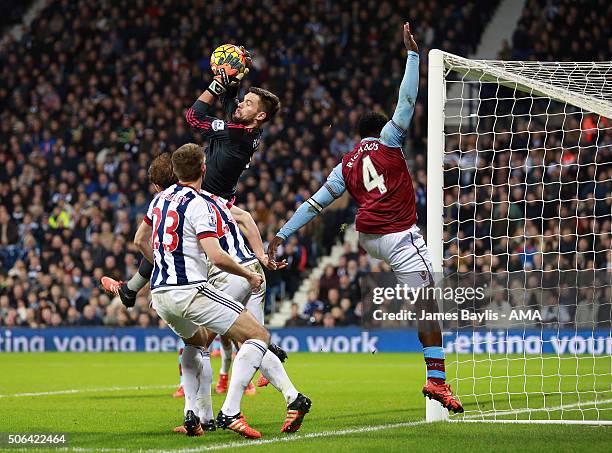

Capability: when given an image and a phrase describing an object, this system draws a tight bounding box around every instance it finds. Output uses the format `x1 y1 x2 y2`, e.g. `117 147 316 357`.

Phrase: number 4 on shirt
362 155 387 194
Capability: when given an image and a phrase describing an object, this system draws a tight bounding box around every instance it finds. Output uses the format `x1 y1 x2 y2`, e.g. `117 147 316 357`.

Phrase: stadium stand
440 0 611 331
511 0 610 62
0 1 33 35
10 0 607 331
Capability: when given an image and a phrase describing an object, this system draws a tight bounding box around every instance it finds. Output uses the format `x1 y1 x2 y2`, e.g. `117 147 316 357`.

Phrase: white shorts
152 282 244 339
359 225 433 289
208 260 266 325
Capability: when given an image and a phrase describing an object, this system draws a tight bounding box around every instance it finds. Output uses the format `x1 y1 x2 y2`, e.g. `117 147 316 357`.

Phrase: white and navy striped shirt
144 184 218 292
200 191 257 272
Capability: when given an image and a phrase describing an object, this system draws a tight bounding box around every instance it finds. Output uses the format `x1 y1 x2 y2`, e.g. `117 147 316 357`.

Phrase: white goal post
426 49 612 425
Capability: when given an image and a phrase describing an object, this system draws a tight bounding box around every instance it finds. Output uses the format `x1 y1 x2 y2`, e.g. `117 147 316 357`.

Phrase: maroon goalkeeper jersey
341 139 416 235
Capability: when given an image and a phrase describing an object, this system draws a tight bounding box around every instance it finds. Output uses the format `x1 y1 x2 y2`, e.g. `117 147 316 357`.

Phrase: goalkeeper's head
232 87 280 128
358 111 388 139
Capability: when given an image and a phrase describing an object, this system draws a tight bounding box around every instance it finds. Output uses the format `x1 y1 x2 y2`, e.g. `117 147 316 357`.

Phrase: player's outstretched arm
380 22 420 149
199 237 263 291
230 205 264 256
268 163 346 260
134 220 154 264
185 98 224 136
230 205 285 270
186 48 251 133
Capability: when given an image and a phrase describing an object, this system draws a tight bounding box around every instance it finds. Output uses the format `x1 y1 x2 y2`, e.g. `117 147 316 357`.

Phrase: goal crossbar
441 52 612 118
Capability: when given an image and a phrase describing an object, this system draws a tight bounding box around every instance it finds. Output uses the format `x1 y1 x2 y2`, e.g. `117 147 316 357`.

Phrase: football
210 43 247 75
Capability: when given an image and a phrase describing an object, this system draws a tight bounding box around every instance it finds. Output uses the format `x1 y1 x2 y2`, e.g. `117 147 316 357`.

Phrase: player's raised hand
210 48 250 94
214 61 247 86
267 235 285 262
239 46 253 70
403 22 418 53
209 69 248 95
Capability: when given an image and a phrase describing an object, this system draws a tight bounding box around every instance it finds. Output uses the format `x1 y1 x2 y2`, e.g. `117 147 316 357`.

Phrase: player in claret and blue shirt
268 23 463 414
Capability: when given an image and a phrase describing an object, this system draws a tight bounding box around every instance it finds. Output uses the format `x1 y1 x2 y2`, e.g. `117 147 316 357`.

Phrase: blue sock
423 346 446 384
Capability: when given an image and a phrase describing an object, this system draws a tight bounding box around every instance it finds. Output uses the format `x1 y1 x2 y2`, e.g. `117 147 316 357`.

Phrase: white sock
126 272 148 292
182 345 202 416
260 350 299 405
219 339 233 375
197 351 214 422
221 339 267 415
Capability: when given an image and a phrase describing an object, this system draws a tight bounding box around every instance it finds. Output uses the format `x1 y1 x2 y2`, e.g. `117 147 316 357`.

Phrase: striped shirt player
201 190 267 324
201 191 257 268
134 145 297 440
143 183 246 338
269 26 464 414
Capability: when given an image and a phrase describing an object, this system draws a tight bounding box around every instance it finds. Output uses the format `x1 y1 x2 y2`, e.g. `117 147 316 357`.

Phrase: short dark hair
171 143 204 182
249 87 280 123
149 152 177 189
358 111 388 138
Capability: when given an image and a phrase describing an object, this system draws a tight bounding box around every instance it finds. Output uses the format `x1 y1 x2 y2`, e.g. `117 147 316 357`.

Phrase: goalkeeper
185 47 280 203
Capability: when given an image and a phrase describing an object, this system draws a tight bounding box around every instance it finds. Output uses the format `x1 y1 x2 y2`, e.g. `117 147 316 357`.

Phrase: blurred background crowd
0 0 609 329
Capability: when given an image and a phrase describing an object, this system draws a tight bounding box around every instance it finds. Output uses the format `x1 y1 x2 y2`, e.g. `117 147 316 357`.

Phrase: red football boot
101 276 123 297
216 412 261 439
172 386 184 398
281 393 312 433
100 276 136 307
244 381 257 395
422 379 464 413
256 375 270 387
215 373 228 394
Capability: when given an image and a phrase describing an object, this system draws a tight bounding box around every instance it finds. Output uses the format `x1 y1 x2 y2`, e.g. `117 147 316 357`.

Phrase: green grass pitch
0 353 610 452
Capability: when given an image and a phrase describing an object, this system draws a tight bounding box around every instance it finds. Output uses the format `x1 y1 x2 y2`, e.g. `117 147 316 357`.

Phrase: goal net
426 50 612 424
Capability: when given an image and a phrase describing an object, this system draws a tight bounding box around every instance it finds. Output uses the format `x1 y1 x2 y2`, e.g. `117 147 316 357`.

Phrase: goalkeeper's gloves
207 68 249 96
239 46 253 70
207 47 252 97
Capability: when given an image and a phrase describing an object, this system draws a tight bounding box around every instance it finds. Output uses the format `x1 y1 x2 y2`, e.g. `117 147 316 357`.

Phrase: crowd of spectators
1 0 608 330
509 0 610 62
0 1 32 37
0 0 499 328
284 242 381 328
